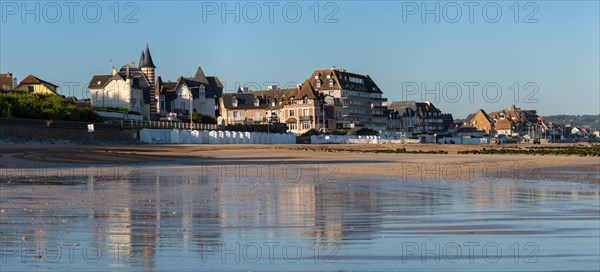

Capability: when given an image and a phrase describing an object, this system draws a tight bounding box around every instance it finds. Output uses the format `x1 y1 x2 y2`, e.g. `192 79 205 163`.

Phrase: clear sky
1 1 598 118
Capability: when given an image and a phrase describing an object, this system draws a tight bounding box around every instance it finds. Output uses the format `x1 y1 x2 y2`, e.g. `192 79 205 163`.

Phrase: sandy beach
1 144 598 183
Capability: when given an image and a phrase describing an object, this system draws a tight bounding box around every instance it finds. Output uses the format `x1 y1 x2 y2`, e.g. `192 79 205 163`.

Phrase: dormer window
329 80 334 87
232 97 238 107
254 97 260 107
316 80 321 88
327 74 331 79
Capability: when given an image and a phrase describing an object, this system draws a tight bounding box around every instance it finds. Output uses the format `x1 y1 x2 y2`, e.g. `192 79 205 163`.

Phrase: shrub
0 91 102 122
192 112 217 124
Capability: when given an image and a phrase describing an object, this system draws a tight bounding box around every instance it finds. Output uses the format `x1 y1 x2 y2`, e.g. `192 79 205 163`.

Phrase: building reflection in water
62 165 598 270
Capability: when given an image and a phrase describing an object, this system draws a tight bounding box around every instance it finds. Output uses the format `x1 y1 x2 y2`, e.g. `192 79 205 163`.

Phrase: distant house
220 80 320 135
462 109 493 135
388 100 453 138
0 72 16 91
89 64 149 115
495 118 515 136
156 67 223 118
489 105 539 136
16 74 58 95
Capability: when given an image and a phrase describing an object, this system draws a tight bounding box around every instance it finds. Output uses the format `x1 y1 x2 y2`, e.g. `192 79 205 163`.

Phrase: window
329 80 334 87
316 81 321 88
27 86 34 92
254 98 259 107
289 123 296 131
289 110 295 117
302 121 310 130
232 98 238 107
232 111 238 119
160 100 165 110
303 109 309 116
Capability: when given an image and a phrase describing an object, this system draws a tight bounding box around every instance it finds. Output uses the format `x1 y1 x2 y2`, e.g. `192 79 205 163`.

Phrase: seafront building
306 67 388 130
219 80 320 134
387 100 454 141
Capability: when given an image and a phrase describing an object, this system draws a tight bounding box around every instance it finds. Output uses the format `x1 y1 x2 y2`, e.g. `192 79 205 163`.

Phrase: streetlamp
189 89 193 130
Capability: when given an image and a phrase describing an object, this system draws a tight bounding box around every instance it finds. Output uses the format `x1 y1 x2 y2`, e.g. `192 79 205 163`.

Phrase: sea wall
0 118 139 142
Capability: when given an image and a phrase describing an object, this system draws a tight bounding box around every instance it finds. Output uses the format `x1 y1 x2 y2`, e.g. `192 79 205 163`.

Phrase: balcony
299 115 313 122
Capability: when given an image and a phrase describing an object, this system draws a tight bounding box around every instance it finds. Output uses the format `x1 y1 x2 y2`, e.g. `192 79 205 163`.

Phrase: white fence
140 129 296 144
310 135 490 145
310 135 382 144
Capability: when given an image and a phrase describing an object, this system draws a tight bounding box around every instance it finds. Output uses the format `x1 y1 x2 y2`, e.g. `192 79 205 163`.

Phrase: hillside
543 114 600 129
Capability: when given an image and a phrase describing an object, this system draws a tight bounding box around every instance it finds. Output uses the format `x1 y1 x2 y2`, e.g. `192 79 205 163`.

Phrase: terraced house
388 100 454 141
306 67 388 130
219 80 320 134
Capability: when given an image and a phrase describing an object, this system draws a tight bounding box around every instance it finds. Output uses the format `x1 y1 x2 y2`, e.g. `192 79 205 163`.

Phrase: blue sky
1 1 598 118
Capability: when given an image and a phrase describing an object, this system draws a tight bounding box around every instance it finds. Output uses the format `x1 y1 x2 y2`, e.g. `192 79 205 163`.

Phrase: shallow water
0 165 599 271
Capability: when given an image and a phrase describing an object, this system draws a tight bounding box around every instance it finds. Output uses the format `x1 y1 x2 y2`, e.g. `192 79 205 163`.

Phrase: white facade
172 83 214 117
90 78 144 114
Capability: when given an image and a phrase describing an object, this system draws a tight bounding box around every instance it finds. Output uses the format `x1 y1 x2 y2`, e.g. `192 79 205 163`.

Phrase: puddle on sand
0 166 599 271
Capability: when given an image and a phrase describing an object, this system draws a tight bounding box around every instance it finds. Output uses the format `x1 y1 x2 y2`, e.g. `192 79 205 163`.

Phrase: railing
119 120 218 130
0 118 121 130
0 118 220 131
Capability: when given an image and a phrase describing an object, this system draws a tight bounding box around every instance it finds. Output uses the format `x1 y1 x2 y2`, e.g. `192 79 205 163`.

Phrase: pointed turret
139 51 145 68
193 66 209 84
140 44 156 68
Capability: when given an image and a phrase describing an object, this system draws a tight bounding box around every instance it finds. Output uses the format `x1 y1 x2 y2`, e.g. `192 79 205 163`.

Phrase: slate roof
139 44 156 68
167 67 223 99
222 81 319 109
307 68 383 94
206 76 223 97
389 101 443 117
88 75 114 90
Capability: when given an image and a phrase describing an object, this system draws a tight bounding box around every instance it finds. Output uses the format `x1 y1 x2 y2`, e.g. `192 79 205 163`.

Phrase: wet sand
1 144 598 183
1 144 599 271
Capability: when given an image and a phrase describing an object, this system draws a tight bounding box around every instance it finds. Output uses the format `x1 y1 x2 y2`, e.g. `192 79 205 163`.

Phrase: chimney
125 64 131 79
111 66 116 75
130 61 136 68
